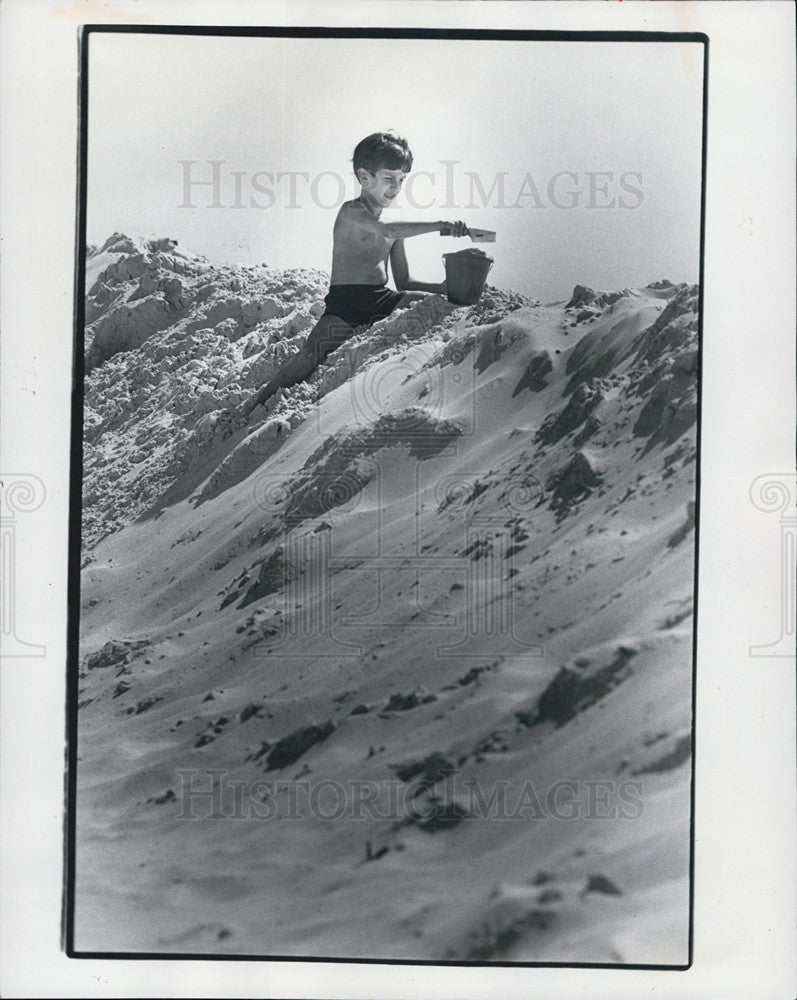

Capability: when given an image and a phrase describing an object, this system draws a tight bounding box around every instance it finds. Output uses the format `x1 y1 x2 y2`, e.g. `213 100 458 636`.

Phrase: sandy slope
75 235 698 963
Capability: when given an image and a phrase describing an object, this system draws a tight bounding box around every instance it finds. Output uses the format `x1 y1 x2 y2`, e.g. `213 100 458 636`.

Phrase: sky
87 32 704 301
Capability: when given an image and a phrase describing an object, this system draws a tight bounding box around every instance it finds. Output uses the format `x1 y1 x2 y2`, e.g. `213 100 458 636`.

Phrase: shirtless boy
241 131 468 416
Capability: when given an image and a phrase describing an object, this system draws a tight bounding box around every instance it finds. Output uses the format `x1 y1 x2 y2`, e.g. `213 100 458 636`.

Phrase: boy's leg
241 314 354 417
303 313 357 364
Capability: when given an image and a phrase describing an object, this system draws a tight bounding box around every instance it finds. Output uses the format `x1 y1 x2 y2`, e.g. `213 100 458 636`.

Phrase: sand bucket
443 248 494 306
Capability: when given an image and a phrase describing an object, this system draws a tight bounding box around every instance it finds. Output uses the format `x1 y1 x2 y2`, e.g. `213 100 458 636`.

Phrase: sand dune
75 235 697 963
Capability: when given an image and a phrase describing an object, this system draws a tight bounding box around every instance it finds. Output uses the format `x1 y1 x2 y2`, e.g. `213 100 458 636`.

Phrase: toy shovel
440 225 496 242
466 227 496 243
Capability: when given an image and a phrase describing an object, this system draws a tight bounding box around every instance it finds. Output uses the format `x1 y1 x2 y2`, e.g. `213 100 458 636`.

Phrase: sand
74 234 697 962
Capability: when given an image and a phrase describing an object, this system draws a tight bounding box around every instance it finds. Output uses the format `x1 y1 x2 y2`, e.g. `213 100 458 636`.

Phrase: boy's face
358 167 408 208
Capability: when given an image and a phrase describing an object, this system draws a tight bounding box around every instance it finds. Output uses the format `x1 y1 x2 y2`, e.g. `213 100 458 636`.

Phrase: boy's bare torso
329 199 393 286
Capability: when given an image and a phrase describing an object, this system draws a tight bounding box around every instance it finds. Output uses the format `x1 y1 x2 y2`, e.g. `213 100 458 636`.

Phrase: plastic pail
443 249 494 306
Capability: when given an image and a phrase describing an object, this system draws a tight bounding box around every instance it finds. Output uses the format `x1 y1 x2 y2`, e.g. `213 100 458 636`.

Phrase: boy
240 131 468 417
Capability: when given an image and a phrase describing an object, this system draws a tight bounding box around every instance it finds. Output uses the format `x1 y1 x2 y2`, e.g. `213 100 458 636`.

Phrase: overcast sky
87 32 704 301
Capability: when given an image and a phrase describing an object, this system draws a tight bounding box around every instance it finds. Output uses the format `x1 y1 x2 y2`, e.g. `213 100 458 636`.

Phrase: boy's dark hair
352 131 413 176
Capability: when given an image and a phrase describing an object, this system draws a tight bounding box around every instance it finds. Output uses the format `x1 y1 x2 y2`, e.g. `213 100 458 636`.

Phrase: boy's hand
439 221 469 237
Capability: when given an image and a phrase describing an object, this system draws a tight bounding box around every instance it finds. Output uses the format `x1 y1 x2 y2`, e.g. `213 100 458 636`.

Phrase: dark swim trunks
322 283 406 328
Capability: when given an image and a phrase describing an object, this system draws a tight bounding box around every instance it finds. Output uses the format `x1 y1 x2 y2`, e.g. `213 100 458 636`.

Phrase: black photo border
65 23 709 970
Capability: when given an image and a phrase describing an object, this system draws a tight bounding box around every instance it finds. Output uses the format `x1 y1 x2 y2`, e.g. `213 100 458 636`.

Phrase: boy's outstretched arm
389 239 445 294
346 201 467 241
